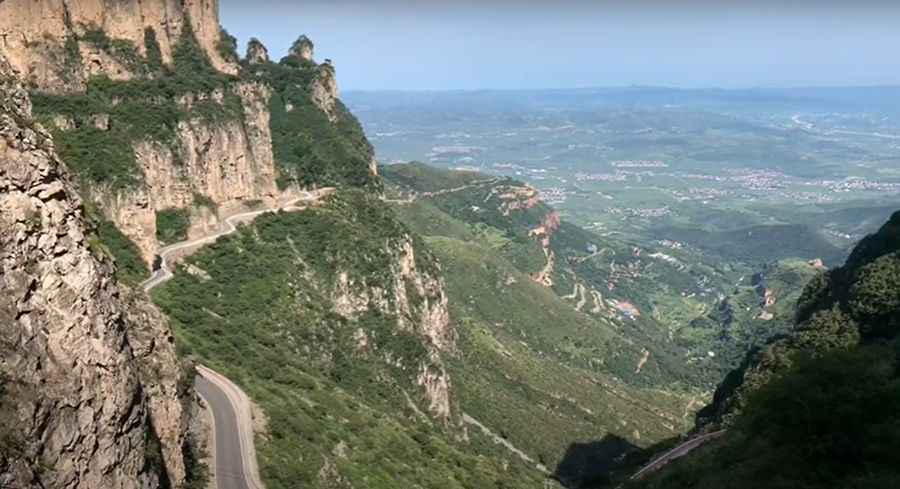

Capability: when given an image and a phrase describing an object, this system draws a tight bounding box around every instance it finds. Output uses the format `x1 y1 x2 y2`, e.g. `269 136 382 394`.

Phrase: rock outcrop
0 0 239 92
289 34 315 62
0 55 187 489
311 62 340 122
330 233 456 420
246 38 270 64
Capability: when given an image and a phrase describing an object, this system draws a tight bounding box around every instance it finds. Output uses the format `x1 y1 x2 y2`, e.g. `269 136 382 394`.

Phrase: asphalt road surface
195 374 250 489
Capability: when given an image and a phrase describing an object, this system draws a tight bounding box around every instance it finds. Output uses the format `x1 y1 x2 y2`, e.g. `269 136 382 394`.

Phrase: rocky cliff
0 0 238 93
2 0 369 267
0 55 188 488
332 230 456 420
96 79 283 263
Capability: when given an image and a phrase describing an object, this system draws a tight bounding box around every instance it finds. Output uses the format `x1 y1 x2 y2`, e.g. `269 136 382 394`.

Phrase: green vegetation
31 24 243 190
384 164 705 479
49 124 143 188
656 224 846 267
142 426 169 486
191 193 218 213
0 372 23 463
80 27 145 73
144 28 164 71
385 163 777 388
246 56 377 189
95 219 149 285
156 208 190 245
381 161 486 193
182 434 210 489
216 28 239 64
152 191 548 488
632 345 900 489
79 200 148 286
625 211 900 489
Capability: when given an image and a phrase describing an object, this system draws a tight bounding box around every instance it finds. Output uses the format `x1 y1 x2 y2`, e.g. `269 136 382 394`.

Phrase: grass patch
246 59 376 189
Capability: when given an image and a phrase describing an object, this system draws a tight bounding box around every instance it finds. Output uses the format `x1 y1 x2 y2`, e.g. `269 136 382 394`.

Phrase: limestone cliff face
332 233 456 421
311 63 340 122
0 57 188 488
0 0 239 92
0 0 276 263
97 80 281 262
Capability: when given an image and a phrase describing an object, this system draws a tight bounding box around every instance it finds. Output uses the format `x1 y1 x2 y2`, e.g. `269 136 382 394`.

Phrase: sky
219 0 900 91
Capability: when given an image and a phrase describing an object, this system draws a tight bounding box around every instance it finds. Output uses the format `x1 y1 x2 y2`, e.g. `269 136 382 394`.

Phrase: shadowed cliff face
0 55 188 489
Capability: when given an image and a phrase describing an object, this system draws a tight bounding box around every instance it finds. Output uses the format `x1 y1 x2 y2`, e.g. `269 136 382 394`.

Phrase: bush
96 219 149 285
192 193 218 213
156 208 190 244
250 61 376 189
216 28 239 63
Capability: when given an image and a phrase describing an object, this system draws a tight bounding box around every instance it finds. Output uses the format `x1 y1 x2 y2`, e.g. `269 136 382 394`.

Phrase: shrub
156 208 190 244
96 219 149 285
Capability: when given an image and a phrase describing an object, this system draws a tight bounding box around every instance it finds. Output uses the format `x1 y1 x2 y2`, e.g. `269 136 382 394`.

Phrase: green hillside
383 163 809 386
153 191 550 489
626 210 900 489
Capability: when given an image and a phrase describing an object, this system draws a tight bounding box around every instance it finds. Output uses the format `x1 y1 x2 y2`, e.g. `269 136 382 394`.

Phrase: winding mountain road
141 192 319 293
142 191 327 489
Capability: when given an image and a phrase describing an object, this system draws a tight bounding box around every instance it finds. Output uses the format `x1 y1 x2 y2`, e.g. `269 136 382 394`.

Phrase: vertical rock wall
0 55 187 489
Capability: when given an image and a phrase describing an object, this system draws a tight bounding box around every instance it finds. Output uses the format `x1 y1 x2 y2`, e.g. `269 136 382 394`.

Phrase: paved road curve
141 191 330 489
142 191 319 292
195 366 266 489
195 374 249 489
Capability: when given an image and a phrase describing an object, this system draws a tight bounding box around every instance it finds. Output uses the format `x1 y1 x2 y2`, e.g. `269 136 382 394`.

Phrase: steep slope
0 55 194 489
698 210 900 427
149 190 559 488
0 0 239 92
382 163 712 486
382 163 802 387
0 1 520 486
624 210 900 489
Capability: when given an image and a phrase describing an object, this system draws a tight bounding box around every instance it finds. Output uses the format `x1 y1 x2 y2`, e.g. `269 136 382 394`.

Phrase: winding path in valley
630 430 726 481
142 190 327 489
381 177 501 205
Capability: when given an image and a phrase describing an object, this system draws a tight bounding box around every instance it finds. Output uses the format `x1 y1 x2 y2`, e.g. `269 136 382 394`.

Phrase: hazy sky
219 1 900 91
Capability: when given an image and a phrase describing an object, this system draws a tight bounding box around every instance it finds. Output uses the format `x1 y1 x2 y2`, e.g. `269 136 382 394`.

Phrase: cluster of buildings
819 177 900 194
538 187 570 205
610 160 668 168
603 206 673 219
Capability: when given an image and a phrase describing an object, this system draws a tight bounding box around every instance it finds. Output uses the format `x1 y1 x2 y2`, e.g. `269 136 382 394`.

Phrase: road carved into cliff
142 190 329 489
142 191 324 292
381 177 501 205
462 414 550 474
